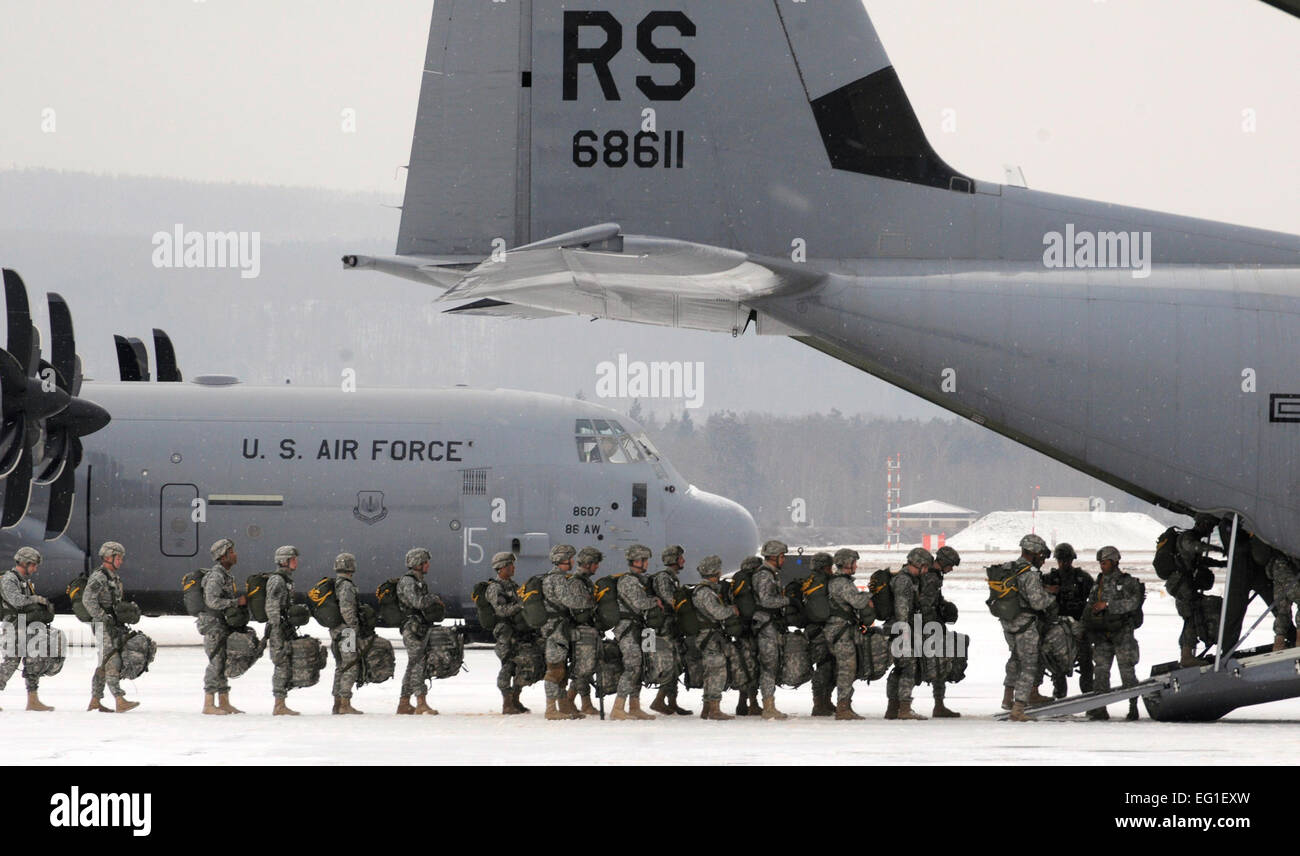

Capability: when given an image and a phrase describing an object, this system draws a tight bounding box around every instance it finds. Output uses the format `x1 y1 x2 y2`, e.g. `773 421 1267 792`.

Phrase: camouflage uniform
752 559 789 701
916 568 952 700
1089 570 1142 694
614 571 659 696
330 573 362 699
1268 554 1299 640
198 564 240 694
0 568 43 692
541 555 594 703
1168 527 1225 652
1042 562 1095 694
999 561 1055 704
84 564 128 700
484 576 525 692
264 570 295 700
397 571 440 696
730 557 763 713
886 570 920 704
692 579 735 704
823 571 873 704
648 556 690 711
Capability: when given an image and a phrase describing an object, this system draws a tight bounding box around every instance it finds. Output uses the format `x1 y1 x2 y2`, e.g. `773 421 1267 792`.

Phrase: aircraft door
160 483 199 558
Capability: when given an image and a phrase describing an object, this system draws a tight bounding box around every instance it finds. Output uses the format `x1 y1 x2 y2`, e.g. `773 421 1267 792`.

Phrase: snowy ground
3 557 1296 765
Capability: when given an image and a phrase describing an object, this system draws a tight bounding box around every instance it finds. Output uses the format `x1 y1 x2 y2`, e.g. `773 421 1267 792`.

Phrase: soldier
612 543 663 720
568 547 603 714
691 555 737 720
330 552 364 715
823 548 875 720
396 547 444 716
753 540 792 719
540 544 593 720
0 547 55 711
1085 546 1144 721
83 541 140 713
885 547 930 720
1169 513 1226 666
996 534 1056 722
484 551 530 714
806 551 839 717
1265 546 1299 652
1042 543 1094 698
732 556 764 716
919 545 961 717
647 544 691 715
264 545 301 716
200 538 247 715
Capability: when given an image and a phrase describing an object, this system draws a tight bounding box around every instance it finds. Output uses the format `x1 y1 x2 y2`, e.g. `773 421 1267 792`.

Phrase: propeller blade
33 426 68 486
127 337 150 382
0 417 23 480
43 438 78 540
47 293 76 393
1 444 32 528
114 335 142 382
153 329 182 382
3 269 33 376
0 348 25 416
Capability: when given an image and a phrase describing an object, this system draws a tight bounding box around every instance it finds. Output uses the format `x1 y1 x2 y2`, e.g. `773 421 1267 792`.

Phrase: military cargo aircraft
0 270 757 616
347 0 1299 718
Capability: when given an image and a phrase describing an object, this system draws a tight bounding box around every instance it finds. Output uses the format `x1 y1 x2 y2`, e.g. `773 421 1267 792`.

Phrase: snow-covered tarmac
4 559 1297 765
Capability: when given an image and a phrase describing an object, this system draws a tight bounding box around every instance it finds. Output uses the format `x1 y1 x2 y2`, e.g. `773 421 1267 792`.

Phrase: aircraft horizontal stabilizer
441 299 569 320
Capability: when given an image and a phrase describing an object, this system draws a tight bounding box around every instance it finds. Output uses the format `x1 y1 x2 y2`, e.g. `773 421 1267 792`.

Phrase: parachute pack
375 577 405 628
519 575 549 630
66 571 93 622
308 577 343 628
787 569 831 626
868 569 895 622
592 573 627 632
245 573 269 622
181 568 208 616
1153 526 1183 580
729 567 757 620
471 579 498 631
985 562 1031 620
674 585 702 636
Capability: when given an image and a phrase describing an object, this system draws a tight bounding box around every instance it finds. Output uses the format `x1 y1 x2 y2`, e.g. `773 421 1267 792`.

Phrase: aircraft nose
663 485 759 579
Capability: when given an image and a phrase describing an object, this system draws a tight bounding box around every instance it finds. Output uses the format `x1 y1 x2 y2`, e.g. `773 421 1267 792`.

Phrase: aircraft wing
441 298 570 320
351 225 825 335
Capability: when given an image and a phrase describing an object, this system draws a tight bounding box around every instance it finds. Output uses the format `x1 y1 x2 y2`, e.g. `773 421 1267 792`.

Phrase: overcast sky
1 0 1296 235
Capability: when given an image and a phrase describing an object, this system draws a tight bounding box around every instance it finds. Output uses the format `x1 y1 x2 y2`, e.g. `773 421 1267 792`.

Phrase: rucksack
423 625 465 679
1134 580 1147 629
66 571 93 622
778 630 812 687
519 575 550 629
855 627 891 682
289 637 328 689
729 567 757 620
181 568 208 616
359 635 395 685
1153 526 1183 580
22 624 66 678
375 577 405 628
224 628 266 678
308 577 343 629
471 580 498 631
592 573 627 632
985 562 1031 620
245 573 270 623
120 630 157 680
868 569 895 622
511 639 545 686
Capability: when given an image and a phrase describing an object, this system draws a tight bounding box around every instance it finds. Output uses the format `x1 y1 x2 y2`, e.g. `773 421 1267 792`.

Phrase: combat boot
734 693 750 716
1179 645 1199 667
1275 634 1287 653
332 696 342 714
745 691 762 716
203 693 230 715
1126 699 1139 721
1087 707 1109 721
1026 688 1053 706
511 688 531 713
760 695 788 720
811 689 835 717
114 695 140 713
560 689 587 718
628 694 656 720
649 687 672 714
26 691 53 712
501 690 516 715
88 696 112 713
1000 686 1014 710
337 696 364 714
932 699 961 718
578 691 598 715
834 697 865 721
701 700 734 721
414 694 438 715
1008 701 1031 722
667 689 691 715
272 698 299 716
1051 674 1067 699
884 699 899 720
610 696 630 720
396 695 416 715
218 692 244 714
894 700 927 721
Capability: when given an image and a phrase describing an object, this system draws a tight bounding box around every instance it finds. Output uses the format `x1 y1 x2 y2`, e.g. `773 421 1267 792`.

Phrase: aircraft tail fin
395 0 976 260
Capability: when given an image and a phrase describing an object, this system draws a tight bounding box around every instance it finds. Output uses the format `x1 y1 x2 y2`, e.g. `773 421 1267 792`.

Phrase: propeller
153 329 182 382
0 270 110 538
113 334 147 382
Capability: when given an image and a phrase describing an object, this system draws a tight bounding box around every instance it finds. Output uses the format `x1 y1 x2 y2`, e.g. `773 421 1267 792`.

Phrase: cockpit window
575 420 657 463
